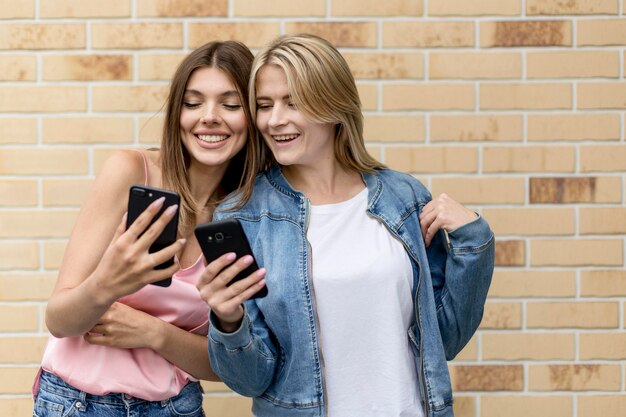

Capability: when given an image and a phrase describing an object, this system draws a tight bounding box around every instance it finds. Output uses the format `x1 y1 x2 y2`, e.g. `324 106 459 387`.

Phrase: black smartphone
194 219 268 299
126 185 180 287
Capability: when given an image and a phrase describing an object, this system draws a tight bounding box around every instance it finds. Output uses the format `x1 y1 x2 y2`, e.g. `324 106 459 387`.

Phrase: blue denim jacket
209 165 494 417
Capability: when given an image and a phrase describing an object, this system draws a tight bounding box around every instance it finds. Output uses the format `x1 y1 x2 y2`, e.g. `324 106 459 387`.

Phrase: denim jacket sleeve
426 214 495 360
208 301 278 397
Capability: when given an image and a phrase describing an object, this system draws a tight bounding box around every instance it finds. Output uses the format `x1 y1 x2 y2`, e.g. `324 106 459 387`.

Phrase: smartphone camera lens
215 232 224 242
131 188 146 197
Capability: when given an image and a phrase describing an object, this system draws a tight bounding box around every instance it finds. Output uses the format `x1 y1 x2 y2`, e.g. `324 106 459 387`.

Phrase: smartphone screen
195 219 268 298
126 185 180 287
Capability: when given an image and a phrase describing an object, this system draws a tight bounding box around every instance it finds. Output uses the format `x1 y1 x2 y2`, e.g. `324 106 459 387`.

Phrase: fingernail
165 204 178 216
226 253 236 261
242 255 253 265
154 197 166 207
179 238 187 245
256 268 266 277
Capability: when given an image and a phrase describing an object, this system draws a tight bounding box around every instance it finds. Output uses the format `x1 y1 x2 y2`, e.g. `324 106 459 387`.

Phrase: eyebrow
184 89 240 98
256 94 291 101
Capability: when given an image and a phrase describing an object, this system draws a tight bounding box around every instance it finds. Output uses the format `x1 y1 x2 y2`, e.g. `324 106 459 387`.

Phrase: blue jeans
33 371 205 417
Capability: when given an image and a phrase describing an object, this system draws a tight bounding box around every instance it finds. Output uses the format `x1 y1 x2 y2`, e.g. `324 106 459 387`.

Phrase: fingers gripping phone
195 219 268 299
126 185 180 287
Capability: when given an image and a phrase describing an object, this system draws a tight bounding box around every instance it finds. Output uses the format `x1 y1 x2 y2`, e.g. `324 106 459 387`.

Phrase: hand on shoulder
418 193 477 247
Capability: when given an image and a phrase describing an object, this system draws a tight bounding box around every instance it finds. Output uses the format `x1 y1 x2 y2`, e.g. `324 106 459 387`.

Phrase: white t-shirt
307 187 424 417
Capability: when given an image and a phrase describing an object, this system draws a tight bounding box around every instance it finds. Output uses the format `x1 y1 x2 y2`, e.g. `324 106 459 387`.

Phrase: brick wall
1 1 624 416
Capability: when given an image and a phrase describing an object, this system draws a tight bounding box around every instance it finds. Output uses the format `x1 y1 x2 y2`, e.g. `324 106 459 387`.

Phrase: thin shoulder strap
131 149 150 186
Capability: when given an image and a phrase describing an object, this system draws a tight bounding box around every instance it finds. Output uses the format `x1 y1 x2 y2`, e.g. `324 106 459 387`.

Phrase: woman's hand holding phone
196 253 266 333
91 197 186 304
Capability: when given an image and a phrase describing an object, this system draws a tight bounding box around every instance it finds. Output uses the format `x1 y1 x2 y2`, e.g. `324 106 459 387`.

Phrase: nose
201 104 220 124
268 104 287 128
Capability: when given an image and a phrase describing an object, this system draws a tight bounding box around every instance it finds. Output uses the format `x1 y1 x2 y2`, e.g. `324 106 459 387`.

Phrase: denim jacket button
75 402 82 408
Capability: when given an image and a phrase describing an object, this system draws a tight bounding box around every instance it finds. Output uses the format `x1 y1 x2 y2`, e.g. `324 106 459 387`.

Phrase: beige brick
43 180 93 207
431 178 525 204
480 83 572 110
452 396 475 417
366 146 382 162
0 2 34 18
0 118 37 144
0 305 39 332
0 398 33 417
527 302 619 328
481 396 572 417
578 19 626 45
43 117 133 144
429 0 520 15
495 240 525 267
527 51 618 78
332 0 422 16
235 0 324 16
0 24 85 50
430 115 522 142
529 364 620 391
531 239 623 266
93 86 168 112
43 241 68 270
383 84 474 111
43 55 131 81
450 365 523 391
203 396 253 417
383 22 474 48
481 21 572 47
138 54 185 81
489 270 576 298
0 86 86 112
579 83 626 109
530 177 622 204
454 336 478 361
483 146 575 173
386 146 477 174
483 333 574 360
0 242 38 270
528 0 618 14
137 0 226 17
200 381 232 393
581 270 626 297
0 367 38 394
344 53 424 79
0 211 77 238
0 55 35 81
139 116 164 144
430 52 521 79
363 115 424 142
579 395 626 417
580 333 626 360
0 149 88 175
188 23 280 49
40 0 130 17
480 302 522 329
581 145 626 172
484 208 574 236
0 337 47 362
528 113 620 141
580 208 626 234
357 84 377 111
285 22 377 48
0 273 56 301
91 23 182 49
0 180 38 207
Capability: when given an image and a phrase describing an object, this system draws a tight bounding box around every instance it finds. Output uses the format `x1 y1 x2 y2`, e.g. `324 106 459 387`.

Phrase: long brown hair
250 34 384 172
160 41 258 234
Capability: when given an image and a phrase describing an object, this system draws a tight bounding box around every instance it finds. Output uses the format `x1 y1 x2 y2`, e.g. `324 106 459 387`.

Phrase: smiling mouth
197 134 229 143
272 134 299 142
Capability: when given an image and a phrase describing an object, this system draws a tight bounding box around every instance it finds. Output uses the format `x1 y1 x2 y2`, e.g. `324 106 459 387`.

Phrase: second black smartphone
126 185 180 287
194 219 268 299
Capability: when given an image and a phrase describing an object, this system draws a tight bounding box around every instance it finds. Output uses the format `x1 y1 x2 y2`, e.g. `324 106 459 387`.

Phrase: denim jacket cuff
209 306 252 349
447 214 493 248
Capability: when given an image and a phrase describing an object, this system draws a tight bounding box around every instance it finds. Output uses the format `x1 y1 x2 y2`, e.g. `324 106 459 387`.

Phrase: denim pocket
33 396 78 417
167 383 204 417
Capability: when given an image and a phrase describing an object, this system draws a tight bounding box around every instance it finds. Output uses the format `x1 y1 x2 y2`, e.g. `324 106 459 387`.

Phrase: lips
196 134 229 143
272 134 299 142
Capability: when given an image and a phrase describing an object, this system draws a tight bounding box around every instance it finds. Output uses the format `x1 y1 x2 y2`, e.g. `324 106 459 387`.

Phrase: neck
187 162 228 209
282 161 364 205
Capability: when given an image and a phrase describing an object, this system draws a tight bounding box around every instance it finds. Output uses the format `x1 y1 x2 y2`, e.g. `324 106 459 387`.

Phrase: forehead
185 66 238 94
256 65 289 92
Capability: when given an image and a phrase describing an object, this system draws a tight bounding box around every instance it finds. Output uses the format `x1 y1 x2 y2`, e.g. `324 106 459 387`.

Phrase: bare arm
84 302 218 381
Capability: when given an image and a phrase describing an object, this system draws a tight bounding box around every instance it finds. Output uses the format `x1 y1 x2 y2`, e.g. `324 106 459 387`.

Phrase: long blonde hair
160 41 259 233
250 33 384 173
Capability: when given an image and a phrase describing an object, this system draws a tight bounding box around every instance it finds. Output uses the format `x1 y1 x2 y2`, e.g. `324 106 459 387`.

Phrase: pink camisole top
34 151 209 401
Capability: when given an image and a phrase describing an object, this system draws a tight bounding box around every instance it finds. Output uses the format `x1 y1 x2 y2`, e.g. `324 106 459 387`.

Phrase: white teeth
197 134 228 143
273 134 298 141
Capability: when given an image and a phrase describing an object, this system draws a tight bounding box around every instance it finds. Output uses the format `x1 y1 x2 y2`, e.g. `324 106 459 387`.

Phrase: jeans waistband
38 370 172 406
